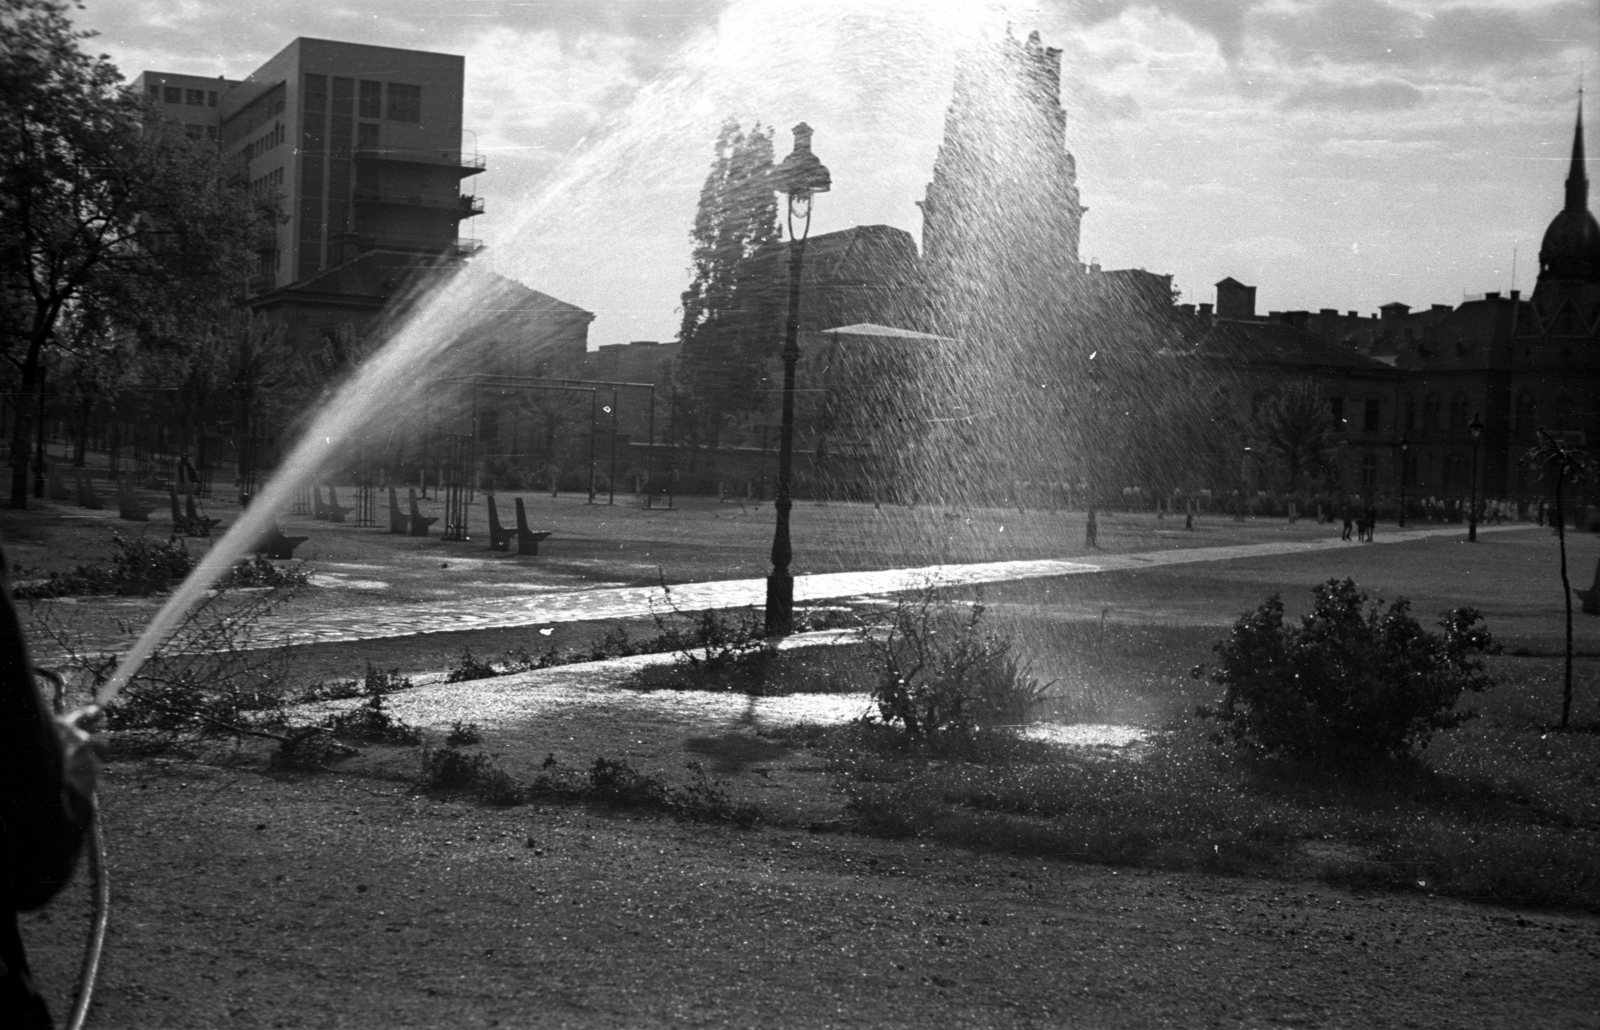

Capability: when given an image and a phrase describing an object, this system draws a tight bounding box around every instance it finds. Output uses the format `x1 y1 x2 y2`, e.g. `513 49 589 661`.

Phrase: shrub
325 664 421 745
420 746 522 805
1198 578 1498 762
864 585 1049 739
222 555 311 589
446 649 500 682
645 581 777 692
446 720 483 746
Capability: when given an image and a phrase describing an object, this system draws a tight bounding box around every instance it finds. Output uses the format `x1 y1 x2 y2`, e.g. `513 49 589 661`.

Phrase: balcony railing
343 230 482 256
351 185 479 211
352 145 486 175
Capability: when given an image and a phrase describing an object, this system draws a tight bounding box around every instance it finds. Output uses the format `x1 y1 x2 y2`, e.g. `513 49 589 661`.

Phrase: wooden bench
75 473 104 510
116 480 154 522
251 522 308 560
323 483 353 523
407 488 437 537
513 498 553 555
1577 558 1600 617
485 494 515 552
387 486 407 534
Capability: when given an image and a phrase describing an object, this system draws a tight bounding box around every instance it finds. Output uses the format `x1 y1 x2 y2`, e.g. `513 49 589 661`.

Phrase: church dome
1539 206 1600 280
1539 95 1598 283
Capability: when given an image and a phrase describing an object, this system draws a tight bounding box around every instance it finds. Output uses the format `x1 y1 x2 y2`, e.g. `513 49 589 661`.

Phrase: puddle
1023 723 1149 748
309 573 390 591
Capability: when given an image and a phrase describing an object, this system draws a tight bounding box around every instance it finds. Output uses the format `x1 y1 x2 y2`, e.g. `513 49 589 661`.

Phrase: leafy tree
1250 378 1334 495
1523 429 1597 730
676 119 779 452
0 0 265 506
1200 578 1497 763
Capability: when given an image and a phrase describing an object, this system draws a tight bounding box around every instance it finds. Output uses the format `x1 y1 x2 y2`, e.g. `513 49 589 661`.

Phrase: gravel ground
20 757 1600 1030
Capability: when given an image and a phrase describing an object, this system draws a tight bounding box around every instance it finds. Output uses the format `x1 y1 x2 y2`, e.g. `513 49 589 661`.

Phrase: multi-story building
140 38 483 296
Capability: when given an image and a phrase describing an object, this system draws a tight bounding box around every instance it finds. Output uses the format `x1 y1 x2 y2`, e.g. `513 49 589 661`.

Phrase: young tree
0 0 265 506
676 119 779 453
1250 378 1334 495
1524 429 1597 730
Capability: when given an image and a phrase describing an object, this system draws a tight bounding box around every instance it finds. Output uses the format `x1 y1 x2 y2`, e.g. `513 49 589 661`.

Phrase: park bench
75 473 104 510
1577 559 1600 617
116 480 154 522
323 483 353 523
407 487 438 537
484 494 516 552
251 522 308 560
513 498 553 555
387 486 407 534
48 470 73 502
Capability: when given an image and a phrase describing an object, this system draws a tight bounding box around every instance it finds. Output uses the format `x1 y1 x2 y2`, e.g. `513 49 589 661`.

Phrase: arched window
1449 393 1469 435
1361 453 1377 488
1423 393 1441 432
1515 391 1538 442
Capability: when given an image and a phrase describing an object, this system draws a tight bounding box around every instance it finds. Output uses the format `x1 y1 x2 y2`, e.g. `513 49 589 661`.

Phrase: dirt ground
9 495 1600 1027
20 754 1600 1030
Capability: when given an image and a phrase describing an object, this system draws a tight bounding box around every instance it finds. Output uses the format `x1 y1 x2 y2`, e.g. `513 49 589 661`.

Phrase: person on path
1085 508 1098 548
1340 503 1353 541
2 540 103 1028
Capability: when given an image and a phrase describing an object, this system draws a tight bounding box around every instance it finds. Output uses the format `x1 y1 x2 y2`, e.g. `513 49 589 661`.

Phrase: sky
74 0 1600 348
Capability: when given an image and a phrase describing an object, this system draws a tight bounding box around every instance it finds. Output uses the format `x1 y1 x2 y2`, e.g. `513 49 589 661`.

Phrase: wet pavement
230 520 1532 650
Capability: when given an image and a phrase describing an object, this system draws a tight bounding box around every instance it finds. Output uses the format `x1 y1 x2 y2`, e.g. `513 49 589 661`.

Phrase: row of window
1328 396 1381 433
251 167 284 200
304 75 422 123
151 85 218 108
1402 391 1589 439
243 123 284 163
182 124 218 142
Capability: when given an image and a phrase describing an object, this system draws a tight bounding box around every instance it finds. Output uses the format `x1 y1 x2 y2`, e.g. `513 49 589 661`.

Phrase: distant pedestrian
1085 508 1098 548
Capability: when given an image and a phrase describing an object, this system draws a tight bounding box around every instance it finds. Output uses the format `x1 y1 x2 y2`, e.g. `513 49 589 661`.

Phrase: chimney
1215 278 1256 319
1485 291 1500 300
1198 302 1214 326
1509 289 1521 301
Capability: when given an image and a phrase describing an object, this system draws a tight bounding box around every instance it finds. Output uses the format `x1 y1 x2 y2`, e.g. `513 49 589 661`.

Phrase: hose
64 795 108 1030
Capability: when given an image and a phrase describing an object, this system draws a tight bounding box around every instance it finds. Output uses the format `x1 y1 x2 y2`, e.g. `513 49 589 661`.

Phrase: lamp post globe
1468 413 1484 543
765 123 830 636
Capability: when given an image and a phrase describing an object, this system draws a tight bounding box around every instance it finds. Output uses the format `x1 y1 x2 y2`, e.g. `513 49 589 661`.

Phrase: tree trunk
1556 469 1573 730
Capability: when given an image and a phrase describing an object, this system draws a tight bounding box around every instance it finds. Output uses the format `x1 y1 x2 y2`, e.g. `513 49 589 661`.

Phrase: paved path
220 521 1530 650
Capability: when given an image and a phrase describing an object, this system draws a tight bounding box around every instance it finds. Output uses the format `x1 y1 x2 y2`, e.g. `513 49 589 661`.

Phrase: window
357 122 380 150
206 125 217 141
148 84 161 99
1423 393 1441 432
1361 453 1376 489
163 86 181 104
1363 397 1380 433
185 88 204 106
1449 393 1468 434
208 91 217 107
359 80 382 119
386 83 421 122
1329 397 1345 432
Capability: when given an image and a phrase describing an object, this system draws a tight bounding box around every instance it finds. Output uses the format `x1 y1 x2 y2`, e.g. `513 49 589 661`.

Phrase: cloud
1069 0 1267 59
1283 76 1425 111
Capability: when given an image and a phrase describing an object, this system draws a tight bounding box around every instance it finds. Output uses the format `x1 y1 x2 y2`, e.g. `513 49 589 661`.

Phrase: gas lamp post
765 123 831 636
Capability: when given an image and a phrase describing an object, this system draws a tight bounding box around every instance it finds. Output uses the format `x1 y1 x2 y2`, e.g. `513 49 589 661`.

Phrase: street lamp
1467 412 1484 542
1397 432 1409 528
765 123 831 636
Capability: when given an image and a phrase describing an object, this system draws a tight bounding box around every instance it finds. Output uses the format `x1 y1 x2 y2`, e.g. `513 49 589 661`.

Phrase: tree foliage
1249 378 1334 494
676 119 779 449
1200 579 1497 763
0 0 267 505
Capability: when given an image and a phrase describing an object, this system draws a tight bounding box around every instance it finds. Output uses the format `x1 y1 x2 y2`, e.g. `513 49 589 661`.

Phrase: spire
1566 89 1588 213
